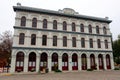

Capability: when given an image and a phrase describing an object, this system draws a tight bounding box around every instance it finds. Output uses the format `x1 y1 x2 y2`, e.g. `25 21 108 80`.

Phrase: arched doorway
72 53 78 70
40 53 48 71
98 54 104 69
62 53 68 70
81 54 87 70
90 54 96 69
106 54 111 69
28 52 36 71
15 52 24 72
52 53 58 71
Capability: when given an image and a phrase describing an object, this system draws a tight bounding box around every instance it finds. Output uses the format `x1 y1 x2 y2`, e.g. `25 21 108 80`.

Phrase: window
31 34 36 45
53 20 57 30
63 36 67 47
63 21 67 30
43 19 47 28
81 38 85 48
32 18 37 27
19 33 25 44
72 37 76 47
103 27 107 34
89 38 93 48
80 24 84 32
42 35 47 45
96 26 100 34
53 36 57 46
72 22 76 31
16 52 24 68
20 16 26 26
97 39 101 48
88 25 92 33
105 40 108 49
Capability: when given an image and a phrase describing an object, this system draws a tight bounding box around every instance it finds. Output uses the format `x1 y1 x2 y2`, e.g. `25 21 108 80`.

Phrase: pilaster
58 56 62 70
24 55 28 72
10 55 16 73
48 56 51 71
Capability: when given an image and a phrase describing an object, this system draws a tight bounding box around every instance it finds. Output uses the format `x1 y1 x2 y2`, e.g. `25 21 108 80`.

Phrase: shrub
114 68 120 70
54 69 62 72
87 69 94 71
31 68 35 72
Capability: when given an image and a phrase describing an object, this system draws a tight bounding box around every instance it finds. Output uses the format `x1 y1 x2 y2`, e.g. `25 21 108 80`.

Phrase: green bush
54 69 62 72
87 69 94 71
114 68 120 70
31 68 35 72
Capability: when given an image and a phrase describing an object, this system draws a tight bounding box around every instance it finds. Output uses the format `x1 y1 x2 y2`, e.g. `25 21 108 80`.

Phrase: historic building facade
10 4 114 73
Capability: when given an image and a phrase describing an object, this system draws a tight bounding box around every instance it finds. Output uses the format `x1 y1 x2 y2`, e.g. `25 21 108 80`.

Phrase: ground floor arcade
10 49 114 73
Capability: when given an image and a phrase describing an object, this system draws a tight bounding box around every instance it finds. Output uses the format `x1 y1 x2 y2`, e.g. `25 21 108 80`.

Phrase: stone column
58 56 62 70
103 55 107 70
24 55 28 72
36 55 40 72
78 56 81 71
87 56 90 69
110 54 115 69
10 55 16 73
48 56 51 72
68 56 72 71
95 57 99 70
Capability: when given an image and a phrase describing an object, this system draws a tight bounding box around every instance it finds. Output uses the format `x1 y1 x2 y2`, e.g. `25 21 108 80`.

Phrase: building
10 3 114 73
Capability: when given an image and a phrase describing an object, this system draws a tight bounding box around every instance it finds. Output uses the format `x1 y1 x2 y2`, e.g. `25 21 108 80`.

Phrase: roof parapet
58 8 79 15
17 2 21 6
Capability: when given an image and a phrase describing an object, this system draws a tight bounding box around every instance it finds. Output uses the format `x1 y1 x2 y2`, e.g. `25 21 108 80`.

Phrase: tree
113 35 120 64
0 31 13 67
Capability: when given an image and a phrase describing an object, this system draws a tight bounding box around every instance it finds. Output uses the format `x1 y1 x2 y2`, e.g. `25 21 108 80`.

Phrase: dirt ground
1 70 120 80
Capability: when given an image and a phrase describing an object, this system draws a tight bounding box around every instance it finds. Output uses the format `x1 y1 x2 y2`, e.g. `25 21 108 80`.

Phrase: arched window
63 21 67 30
90 54 95 69
28 52 36 71
31 34 36 45
72 37 76 47
72 53 78 70
40 53 48 71
103 27 107 34
72 22 76 31
81 54 87 70
63 36 67 47
88 25 92 33
80 24 84 32
43 19 47 28
16 52 24 71
96 26 100 34
97 39 101 48
98 54 104 69
106 54 111 69
53 36 57 46
62 53 68 70
89 38 93 48
52 53 58 70
105 40 108 49
81 38 85 48
53 20 57 30
19 33 25 44
42 35 47 45
32 18 37 27
20 16 26 26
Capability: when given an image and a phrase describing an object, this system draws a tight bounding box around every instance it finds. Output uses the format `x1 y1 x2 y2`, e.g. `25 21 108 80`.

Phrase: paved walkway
1 70 120 80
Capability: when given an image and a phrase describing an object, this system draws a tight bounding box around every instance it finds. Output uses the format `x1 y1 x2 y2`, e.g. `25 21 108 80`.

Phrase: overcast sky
0 0 120 40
